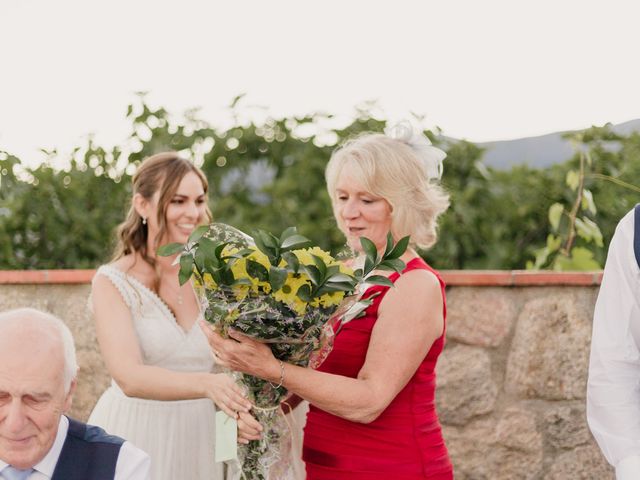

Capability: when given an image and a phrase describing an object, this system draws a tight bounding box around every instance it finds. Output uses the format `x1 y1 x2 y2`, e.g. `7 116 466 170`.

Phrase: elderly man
0 308 150 480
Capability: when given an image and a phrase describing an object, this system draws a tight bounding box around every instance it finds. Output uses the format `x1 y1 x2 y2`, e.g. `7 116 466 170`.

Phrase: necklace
161 279 184 306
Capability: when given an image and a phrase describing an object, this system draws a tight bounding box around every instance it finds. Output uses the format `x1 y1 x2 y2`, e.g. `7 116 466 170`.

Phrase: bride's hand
205 373 252 419
237 411 262 444
200 321 280 382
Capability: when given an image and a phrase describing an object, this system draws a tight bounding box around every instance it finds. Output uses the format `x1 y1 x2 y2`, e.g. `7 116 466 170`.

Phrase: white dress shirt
587 207 640 479
0 416 150 480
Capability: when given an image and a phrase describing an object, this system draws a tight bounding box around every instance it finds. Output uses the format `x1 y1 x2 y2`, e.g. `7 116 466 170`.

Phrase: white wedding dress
88 264 225 480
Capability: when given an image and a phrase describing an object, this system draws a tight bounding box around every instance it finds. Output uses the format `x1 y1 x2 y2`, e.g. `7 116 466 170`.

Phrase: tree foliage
1 96 639 270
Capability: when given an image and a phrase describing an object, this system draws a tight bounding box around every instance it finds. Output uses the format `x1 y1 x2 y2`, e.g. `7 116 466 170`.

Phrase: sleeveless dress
302 258 453 479
88 264 224 480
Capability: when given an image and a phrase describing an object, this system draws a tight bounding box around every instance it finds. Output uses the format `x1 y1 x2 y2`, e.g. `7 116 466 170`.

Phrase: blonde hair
113 152 212 266
326 133 449 250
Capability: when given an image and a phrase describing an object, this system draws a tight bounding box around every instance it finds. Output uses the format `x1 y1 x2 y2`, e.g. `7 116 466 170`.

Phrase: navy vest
51 417 124 480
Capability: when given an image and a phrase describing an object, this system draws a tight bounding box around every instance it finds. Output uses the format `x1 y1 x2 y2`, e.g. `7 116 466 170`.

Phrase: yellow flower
248 248 271 270
293 246 343 270
318 291 346 308
202 273 217 289
222 245 241 256
292 248 314 266
274 273 310 315
338 262 354 276
306 246 335 265
232 285 250 301
230 256 249 282
240 248 271 294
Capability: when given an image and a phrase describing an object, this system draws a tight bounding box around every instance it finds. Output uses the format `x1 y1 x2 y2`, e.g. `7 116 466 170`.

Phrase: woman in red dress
206 124 454 479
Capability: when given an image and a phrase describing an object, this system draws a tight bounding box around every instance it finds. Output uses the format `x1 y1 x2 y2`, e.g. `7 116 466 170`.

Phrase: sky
2 0 640 164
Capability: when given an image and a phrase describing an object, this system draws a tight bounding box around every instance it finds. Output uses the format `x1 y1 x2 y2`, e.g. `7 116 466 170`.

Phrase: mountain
451 119 640 170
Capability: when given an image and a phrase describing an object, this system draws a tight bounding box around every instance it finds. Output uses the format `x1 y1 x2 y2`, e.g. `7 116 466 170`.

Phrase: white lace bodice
95 264 217 373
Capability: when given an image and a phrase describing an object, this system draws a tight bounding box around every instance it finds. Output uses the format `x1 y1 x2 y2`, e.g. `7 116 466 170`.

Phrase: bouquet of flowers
159 223 408 480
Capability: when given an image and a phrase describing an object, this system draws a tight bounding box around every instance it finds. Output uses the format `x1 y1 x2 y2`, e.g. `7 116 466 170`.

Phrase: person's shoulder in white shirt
587 206 640 479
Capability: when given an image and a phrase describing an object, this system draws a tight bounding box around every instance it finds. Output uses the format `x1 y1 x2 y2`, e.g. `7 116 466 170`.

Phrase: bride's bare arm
92 274 251 418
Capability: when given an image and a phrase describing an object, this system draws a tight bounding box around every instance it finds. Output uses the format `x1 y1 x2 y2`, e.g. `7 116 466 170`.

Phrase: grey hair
326 133 450 250
0 308 78 393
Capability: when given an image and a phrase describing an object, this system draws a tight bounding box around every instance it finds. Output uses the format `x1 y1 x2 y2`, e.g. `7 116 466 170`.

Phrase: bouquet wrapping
159 223 409 480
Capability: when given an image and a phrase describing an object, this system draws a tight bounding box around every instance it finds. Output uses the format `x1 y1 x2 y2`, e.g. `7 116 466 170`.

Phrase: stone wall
439 285 612 479
0 271 613 478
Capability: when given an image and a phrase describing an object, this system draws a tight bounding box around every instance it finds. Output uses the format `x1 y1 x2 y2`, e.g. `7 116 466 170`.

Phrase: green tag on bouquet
215 410 238 462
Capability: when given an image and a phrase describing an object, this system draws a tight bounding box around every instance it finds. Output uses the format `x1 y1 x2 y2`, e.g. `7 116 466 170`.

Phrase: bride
88 152 251 480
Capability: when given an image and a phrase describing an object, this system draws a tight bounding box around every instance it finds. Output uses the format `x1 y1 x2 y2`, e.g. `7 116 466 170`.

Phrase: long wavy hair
112 152 212 272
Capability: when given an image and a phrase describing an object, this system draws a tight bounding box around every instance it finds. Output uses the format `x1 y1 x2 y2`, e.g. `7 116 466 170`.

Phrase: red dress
303 257 453 479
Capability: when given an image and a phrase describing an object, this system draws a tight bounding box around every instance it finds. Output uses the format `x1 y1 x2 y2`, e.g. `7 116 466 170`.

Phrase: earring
142 217 147 225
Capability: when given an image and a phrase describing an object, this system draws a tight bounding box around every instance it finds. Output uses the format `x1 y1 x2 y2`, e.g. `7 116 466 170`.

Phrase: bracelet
269 360 285 389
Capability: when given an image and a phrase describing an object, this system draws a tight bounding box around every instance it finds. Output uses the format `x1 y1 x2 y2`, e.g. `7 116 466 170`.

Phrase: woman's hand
204 373 253 419
237 411 263 444
199 321 281 382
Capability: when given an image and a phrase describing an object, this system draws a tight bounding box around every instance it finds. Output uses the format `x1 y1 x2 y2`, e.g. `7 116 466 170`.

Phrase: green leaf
383 232 394 257
178 254 194 285
279 227 297 242
377 258 405 272
321 280 355 293
554 247 601 271
581 189 597 215
282 252 300 273
326 264 340 277
252 234 268 256
353 268 364 281
220 267 236 285
188 225 209 244
197 237 218 260
365 275 394 287
301 264 322 286
296 284 312 302
246 259 269 281
316 282 351 295
157 242 184 256
269 266 288 291
327 272 356 283
311 255 327 278
528 234 562 270
363 255 375 276
546 234 562 251
528 246 551 270
575 217 604 247
360 237 378 263
566 170 580 191
194 246 206 272
584 149 593 167
203 255 220 273
212 242 228 258
259 230 279 249
386 235 410 260
281 234 311 250
548 203 564 232
232 248 254 258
